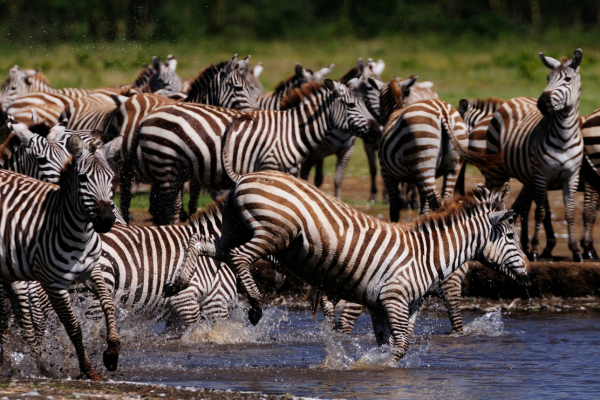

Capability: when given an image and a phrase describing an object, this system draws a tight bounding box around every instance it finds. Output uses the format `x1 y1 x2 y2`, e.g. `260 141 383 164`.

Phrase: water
4 302 600 399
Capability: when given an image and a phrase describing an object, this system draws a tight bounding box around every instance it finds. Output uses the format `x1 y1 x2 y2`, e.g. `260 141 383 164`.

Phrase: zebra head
65 135 116 234
2 116 69 183
323 78 381 142
149 57 183 95
1 66 38 112
212 55 259 111
537 48 582 116
475 183 530 285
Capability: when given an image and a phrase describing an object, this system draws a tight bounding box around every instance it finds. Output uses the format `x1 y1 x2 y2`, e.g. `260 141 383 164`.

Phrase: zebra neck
289 94 335 155
548 103 580 140
408 210 484 283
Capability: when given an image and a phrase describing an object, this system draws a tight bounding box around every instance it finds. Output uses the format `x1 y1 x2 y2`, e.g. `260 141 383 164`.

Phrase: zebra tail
581 153 600 193
441 116 503 174
221 115 254 186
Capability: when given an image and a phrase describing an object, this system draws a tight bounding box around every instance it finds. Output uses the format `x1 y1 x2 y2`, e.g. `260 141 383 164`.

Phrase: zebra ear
67 134 83 160
253 62 263 78
373 59 385 76
570 48 583 71
490 209 513 226
166 54 177 71
314 63 335 81
538 52 561 70
356 58 366 73
458 98 469 118
368 77 383 91
499 182 510 203
324 79 340 93
31 109 40 126
399 76 418 92
46 119 68 142
102 135 123 169
8 115 35 146
223 54 238 76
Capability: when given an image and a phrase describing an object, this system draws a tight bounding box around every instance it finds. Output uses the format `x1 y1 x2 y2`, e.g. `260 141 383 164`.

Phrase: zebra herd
0 47 597 378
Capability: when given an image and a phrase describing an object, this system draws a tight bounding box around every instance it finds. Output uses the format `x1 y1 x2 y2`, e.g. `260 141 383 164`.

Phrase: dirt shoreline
0 378 300 400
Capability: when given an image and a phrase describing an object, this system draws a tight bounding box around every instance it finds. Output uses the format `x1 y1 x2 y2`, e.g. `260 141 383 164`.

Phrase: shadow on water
4 297 600 399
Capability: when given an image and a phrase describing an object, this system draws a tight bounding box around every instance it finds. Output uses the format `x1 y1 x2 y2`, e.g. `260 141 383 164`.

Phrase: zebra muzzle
91 200 116 233
537 92 554 116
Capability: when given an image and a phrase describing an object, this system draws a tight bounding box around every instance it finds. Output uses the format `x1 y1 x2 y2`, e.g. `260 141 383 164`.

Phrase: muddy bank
0 378 298 400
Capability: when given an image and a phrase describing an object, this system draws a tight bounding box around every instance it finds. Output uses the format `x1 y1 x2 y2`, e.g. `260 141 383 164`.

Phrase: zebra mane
339 67 360 84
133 64 155 90
187 197 225 228
279 82 326 110
0 133 21 165
185 61 228 102
273 73 300 95
408 186 506 233
468 98 504 111
389 77 406 108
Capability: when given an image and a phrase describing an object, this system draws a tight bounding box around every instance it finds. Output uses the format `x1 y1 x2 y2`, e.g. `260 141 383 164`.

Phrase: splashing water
462 309 505 337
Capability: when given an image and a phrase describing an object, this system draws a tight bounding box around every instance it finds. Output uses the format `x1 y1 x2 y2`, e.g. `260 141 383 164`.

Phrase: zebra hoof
573 253 584 263
81 370 101 381
248 307 263 326
103 349 119 372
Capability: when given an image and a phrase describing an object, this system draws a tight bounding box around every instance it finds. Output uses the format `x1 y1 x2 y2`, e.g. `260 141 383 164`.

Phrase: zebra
299 61 381 199
363 76 440 202
0 134 119 380
120 79 379 225
147 56 183 96
310 262 470 335
236 55 264 99
484 49 584 261
380 96 500 221
193 140 530 358
184 54 258 111
256 63 334 110
454 97 505 195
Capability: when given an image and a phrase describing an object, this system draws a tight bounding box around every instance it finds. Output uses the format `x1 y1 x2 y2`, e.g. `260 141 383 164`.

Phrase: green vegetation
3 33 600 179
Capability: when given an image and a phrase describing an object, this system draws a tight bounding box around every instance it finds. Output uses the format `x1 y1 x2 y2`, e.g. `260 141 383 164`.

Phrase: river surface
5 303 600 399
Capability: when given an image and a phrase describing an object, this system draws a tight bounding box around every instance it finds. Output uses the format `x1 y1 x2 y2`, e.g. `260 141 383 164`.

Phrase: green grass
3 33 599 179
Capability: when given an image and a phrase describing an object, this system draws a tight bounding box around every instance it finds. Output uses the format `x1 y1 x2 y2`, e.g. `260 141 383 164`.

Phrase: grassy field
2 33 599 184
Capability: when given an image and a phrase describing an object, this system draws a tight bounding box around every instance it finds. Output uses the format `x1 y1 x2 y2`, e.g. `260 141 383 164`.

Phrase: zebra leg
333 144 354 200
27 282 49 342
368 307 393 347
581 181 599 259
153 182 181 225
563 174 583 261
0 285 8 366
406 183 418 210
379 295 411 360
383 173 401 222
441 161 464 204
187 180 202 219
314 155 325 188
170 286 202 326
300 154 315 182
335 302 363 334
530 178 550 261
5 282 45 372
539 200 556 260
179 185 189 222
44 287 100 381
511 188 533 257
439 263 469 334
319 293 336 325
364 140 379 201
119 163 135 223
229 238 286 326
89 268 121 372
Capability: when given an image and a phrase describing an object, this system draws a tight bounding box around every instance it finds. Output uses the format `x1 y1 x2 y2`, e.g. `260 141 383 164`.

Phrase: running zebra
484 49 584 261
121 79 378 225
194 149 530 358
0 135 119 380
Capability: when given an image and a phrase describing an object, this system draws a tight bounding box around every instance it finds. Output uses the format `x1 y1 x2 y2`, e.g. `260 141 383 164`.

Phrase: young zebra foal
195 160 530 359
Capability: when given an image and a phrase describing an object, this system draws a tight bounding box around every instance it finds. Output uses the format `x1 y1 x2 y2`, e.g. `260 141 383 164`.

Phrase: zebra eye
347 102 356 108
10 86 16 90
506 232 514 240
565 77 572 82
78 174 89 183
